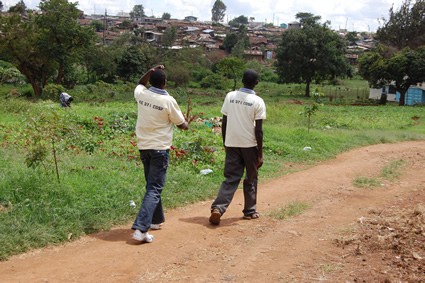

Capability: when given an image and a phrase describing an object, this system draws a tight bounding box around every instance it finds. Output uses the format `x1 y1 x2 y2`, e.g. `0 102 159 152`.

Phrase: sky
3 0 405 32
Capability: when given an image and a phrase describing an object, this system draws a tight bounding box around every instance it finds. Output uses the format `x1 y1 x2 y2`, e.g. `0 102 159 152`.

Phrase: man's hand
257 156 263 169
152 65 164 71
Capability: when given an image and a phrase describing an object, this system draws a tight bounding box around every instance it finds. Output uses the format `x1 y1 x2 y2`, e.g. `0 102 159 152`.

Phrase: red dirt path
1 140 424 282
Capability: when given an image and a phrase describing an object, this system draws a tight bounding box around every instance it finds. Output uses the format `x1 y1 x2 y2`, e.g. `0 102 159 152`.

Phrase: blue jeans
132 150 169 232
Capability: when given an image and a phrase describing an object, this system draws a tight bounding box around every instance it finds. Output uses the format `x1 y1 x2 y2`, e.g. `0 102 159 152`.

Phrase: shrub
200 73 228 90
42 84 66 101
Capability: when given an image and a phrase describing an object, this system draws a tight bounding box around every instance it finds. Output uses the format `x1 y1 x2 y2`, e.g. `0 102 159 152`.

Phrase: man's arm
221 115 227 145
255 119 263 169
138 65 164 86
177 121 189 131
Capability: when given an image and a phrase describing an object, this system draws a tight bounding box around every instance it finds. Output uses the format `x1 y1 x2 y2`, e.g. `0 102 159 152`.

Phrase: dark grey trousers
211 146 258 216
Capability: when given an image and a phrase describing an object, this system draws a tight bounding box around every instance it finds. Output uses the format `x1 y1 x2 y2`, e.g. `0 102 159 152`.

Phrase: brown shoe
209 208 221 225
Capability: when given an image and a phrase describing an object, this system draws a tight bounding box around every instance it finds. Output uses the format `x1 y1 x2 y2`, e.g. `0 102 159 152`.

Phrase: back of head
149 69 166 89
242 69 259 89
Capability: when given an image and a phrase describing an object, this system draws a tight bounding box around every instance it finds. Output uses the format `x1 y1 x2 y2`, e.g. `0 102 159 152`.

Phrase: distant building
184 16 198 22
288 21 301 29
369 84 425 105
280 23 288 29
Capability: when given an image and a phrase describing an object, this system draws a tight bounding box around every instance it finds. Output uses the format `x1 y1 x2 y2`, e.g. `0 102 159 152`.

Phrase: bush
0 67 26 85
166 64 190 87
42 84 66 101
200 73 228 90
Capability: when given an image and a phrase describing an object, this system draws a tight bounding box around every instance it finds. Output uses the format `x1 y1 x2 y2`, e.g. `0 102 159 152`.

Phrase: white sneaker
150 223 163 230
132 230 154 243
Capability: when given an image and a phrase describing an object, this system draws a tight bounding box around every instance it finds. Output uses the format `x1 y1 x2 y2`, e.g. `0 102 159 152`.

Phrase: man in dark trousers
209 69 266 225
131 65 188 243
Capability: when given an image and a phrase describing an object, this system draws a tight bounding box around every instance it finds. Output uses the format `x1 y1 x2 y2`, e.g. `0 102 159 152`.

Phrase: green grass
268 201 311 220
353 159 407 189
353 177 383 188
381 159 406 180
0 81 424 260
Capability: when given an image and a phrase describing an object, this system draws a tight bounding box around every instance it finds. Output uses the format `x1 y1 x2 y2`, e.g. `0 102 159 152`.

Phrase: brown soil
1 141 424 283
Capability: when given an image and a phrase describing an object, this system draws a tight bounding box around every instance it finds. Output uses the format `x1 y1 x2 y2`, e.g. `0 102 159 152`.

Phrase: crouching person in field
131 65 189 243
59 92 73 107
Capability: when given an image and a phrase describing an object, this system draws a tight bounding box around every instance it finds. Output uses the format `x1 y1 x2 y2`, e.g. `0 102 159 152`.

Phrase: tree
345 32 359 45
0 13 56 97
222 25 249 54
358 46 425 105
116 46 150 81
229 15 248 27
217 57 246 90
376 0 425 50
130 4 145 20
162 26 177 47
162 12 171 20
295 12 322 26
90 20 105 32
8 0 26 14
36 0 96 85
211 0 226 23
222 33 238 52
0 0 96 96
275 17 351 97
83 45 118 83
0 1 4 12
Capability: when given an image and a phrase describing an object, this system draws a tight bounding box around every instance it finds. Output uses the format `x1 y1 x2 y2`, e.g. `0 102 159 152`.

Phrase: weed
353 177 382 188
381 159 406 180
269 201 311 220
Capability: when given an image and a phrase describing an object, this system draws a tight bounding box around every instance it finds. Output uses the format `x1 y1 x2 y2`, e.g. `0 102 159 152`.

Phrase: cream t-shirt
134 85 185 150
221 88 266 148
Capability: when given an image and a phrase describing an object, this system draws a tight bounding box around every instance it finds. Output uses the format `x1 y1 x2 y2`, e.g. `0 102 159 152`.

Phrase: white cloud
4 0 404 31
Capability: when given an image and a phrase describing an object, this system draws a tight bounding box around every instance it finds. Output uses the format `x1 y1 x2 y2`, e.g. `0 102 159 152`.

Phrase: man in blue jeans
209 69 266 225
132 65 188 243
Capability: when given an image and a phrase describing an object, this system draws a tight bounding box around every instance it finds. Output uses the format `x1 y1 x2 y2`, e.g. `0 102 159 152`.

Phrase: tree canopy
295 12 322 26
211 0 226 23
359 0 425 105
130 4 145 20
0 13 56 97
8 0 26 14
275 16 351 97
376 0 425 50
36 0 95 85
162 12 171 20
359 46 425 105
0 0 96 96
217 57 246 90
229 15 248 27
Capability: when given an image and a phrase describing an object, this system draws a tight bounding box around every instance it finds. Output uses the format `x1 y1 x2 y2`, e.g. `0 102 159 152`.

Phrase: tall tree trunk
305 80 311 97
398 90 406 106
56 63 63 85
30 80 43 97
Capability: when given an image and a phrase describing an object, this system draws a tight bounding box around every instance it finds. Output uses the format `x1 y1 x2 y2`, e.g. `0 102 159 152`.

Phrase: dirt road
1 141 424 282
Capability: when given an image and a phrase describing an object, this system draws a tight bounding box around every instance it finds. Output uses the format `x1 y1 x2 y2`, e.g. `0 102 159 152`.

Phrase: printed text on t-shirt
229 99 253 107
138 100 164 111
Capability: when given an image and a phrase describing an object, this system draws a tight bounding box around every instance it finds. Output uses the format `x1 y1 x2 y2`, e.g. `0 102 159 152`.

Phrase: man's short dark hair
149 69 166 88
242 69 259 87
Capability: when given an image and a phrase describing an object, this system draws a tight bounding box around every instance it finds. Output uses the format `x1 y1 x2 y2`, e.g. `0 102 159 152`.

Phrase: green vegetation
381 159 406 180
353 158 406 188
1 85 424 260
268 201 311 220
353 177 382 188
0 0 424 262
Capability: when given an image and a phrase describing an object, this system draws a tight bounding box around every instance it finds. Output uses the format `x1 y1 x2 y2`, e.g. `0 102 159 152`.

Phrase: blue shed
396 86 425 105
